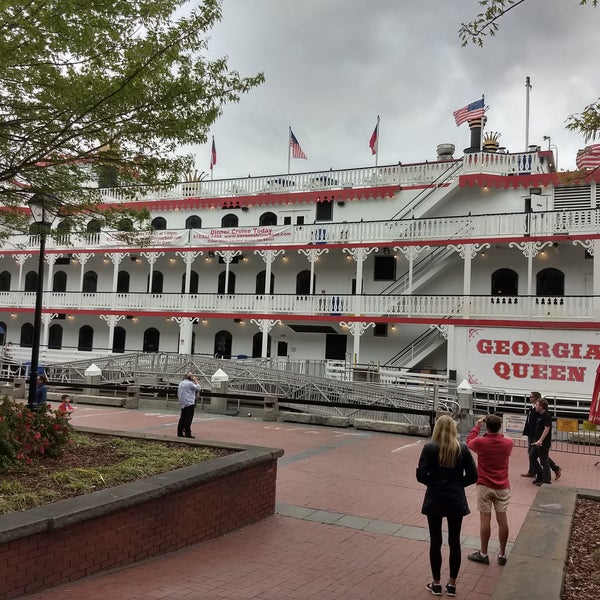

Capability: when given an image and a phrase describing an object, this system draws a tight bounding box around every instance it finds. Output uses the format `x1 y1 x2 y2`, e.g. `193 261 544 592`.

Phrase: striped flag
210 137 217 170
369 121 379 155
576 144 600 170
453 98 485 126
290 129 307 159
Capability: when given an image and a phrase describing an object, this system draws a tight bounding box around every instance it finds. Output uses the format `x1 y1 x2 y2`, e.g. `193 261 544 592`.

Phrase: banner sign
190 226 294 245
467 327 600 395
105 230 189 246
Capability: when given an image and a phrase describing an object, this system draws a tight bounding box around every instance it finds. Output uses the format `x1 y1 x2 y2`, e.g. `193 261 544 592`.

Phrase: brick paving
17 406 600 600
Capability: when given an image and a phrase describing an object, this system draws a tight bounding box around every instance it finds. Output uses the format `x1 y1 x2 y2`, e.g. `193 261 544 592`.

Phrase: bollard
210 368 229 413
12 378 26 399
263 394 279 422
125 386 140 409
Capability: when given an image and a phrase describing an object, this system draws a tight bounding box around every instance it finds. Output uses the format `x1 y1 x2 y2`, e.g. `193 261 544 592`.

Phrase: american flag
453 98 485 127
369 122 378 155
290 129 307 159
576 144 600 170
210 137 217 169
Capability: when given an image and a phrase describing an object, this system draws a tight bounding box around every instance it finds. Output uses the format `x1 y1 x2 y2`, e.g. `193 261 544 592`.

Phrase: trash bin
210 368 229 413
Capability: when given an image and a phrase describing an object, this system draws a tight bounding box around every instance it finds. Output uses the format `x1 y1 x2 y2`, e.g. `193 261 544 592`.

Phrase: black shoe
177 434 184 437
468 550 490 565
497 555 507 566
425 582 442 596
445 583 456 597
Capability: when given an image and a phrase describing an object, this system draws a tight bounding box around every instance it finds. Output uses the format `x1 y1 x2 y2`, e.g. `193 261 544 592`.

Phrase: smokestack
464 117 486 154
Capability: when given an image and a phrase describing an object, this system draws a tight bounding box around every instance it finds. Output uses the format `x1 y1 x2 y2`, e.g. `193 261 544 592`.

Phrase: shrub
0 397 72 471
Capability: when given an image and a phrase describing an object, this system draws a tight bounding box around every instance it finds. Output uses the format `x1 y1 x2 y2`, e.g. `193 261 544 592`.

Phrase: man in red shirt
466 414 514 566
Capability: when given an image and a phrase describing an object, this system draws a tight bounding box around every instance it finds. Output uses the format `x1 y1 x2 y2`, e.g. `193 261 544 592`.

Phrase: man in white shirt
177 372 201 438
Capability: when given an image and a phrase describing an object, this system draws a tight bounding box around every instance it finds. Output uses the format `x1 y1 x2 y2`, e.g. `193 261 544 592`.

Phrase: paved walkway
18 406 600 600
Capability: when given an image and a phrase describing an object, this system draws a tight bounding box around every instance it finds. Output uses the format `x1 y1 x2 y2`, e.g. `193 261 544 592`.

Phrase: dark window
87 219 101 233
259 212 277 226
182 271 199 294
0 321 6 346
277 341 288 357
185 215 202 229
491 269 518 296
117 218 134 232
148 271 164 294
297 216 305 225
143 328 160 353
536 268 564 296
48 324 63 350
315 200 333 222
117 271 130 293
214 330 232 359
20 323 34 347
82 271 97 293
218 271 235 294
283 216 292 225
78 325 94 351
56 219 73 234
374 323 388 337
24 271 38 292
0 271 11 291
374 256 395 281
53 271 67 292
256 270 275 294
221 214 238 228
296 270 313 295
325 334 347 360
151 217 167 230
113 326 126 353
252 332 271 358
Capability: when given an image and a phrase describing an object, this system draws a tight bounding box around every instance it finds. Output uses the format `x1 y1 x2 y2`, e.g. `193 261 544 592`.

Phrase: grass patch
0 432 231 515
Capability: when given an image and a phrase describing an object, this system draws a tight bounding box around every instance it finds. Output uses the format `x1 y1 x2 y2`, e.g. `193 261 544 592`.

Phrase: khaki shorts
476 485 511 513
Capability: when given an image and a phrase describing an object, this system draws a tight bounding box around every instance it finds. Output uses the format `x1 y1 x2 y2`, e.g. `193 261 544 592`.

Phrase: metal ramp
45 352 458 427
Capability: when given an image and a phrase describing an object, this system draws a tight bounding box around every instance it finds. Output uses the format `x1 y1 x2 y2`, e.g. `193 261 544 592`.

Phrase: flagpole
287 126 291 175
525 76 532 150
375 115 380 167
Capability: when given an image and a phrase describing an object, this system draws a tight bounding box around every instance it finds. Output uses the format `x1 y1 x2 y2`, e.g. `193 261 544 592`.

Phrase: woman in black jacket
416 415 478 596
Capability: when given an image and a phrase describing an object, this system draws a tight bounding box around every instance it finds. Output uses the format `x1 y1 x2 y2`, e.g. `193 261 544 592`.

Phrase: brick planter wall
0 429 283 600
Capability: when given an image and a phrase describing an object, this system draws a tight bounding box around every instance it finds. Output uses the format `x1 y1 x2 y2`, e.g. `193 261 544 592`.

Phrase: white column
170 316 199 354
99 314 125 352
141 252 164 292
216 250 242 293
509 241 552 296
342 247 377 294
73 253 93 290
396 246 430 294
298 248 329 294
250 318 282 358
45 254 62 290
453 243 490 317
254 250 285 294
105 252 128 293
176 251 202 293
13 254 31 290
339 320 375 365
41 312 58 351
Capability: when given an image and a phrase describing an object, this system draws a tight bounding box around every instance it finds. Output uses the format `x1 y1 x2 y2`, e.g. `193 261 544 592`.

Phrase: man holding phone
177 372 201 438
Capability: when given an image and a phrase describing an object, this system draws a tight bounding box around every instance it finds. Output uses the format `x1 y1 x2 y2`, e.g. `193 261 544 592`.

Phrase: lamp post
27 194 59 409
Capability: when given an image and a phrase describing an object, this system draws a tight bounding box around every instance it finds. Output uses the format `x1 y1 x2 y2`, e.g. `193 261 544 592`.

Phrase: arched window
0 271 11 291
491 269 518 296
143 328 160 353
148 271 164 293
82 271 98 293
218 271 235 294
259 212 277 226
256 270 275 294
0 321 6 346
24 271 38 292
536 268 564 296
48 324 63 350
296 270 314 295
20 323 33 347
53 271 67 292
113 326 126 353
56 219 73 234
151 217 167 230
185 215 202 229
214 330 232 359
78 325 94 351
117 218 134 232
252 332 271 358
221 213 238 228
87 219 101 233
181 271 199 294
117 271 130 293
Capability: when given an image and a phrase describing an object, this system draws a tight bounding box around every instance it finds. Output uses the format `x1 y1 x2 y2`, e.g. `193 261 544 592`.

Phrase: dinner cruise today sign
465 327 600 396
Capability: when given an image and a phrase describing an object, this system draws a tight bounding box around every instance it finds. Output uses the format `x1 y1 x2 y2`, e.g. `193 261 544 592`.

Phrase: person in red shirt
466 414 514 566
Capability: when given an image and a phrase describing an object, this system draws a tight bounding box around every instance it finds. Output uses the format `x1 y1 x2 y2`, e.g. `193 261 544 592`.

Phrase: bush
0 397 72 471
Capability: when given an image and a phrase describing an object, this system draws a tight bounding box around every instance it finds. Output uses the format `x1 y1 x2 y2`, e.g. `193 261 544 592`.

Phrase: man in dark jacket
521 391 561 479
530 397 553 485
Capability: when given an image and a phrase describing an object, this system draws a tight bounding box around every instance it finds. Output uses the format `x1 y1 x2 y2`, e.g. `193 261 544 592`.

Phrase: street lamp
27 194 59 409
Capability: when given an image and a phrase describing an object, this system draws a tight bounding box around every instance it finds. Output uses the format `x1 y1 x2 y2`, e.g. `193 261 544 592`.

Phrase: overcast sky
188 0 600 179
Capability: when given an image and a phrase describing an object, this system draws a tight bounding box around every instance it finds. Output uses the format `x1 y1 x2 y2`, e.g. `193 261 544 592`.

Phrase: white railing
0 291 596 321
6 207 600 255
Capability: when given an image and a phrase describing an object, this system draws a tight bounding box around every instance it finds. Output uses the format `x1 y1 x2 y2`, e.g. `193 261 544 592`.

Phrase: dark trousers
426 514 464 580
527 437 559 475
531 444 551 482
177 405 195 437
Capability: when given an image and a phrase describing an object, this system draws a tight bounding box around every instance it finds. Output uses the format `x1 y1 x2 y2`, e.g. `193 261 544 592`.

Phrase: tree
460 0 600 142
0 0 264 235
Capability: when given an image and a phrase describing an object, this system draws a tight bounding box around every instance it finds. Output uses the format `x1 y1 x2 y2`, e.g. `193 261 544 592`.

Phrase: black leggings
426 514 464 580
